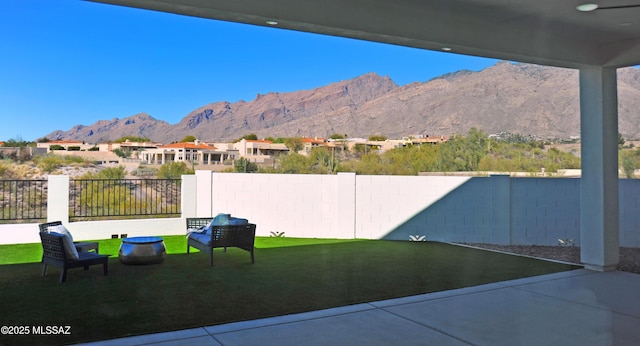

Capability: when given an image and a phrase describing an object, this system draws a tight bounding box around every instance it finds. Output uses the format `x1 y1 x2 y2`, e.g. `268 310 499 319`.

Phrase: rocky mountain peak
45 62 640 143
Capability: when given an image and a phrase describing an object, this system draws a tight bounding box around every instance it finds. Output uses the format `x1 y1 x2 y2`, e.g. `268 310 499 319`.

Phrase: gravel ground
460 244 640 274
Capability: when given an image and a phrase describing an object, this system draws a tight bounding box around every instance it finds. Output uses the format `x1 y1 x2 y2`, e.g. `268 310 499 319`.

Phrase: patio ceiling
90 0 631 272
91 0 640 69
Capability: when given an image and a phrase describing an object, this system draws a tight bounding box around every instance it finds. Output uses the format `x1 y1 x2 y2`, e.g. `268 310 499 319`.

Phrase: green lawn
0 236 580 345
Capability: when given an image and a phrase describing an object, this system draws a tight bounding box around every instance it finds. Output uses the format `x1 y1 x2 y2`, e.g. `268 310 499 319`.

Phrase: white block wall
354 175 472 240
208 172 343 238
1 172 640 247
510 178 581 245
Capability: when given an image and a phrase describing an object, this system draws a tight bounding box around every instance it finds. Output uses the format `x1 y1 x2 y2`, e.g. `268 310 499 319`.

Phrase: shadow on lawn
0 240 580 345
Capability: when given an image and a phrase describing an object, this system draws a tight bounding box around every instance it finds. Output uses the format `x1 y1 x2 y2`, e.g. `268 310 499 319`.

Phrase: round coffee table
118 236 166 265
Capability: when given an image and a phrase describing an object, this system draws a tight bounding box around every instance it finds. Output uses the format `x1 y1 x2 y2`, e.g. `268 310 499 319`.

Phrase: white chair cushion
47 225 79 260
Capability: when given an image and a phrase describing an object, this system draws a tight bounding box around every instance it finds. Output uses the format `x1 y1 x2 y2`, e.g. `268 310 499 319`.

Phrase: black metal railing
69 179 181 221
0 180 47 223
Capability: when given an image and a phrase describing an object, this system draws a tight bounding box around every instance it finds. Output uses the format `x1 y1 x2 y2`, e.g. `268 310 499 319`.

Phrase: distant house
51 150 121 165
0 143 47 158
299 137 327 154
403 135 449 145
139 140 237 166
36 140 94 152
233 139 289 163
98 140 162 154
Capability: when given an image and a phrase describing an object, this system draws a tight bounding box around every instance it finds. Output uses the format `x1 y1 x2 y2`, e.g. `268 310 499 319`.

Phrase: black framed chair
39 232 109 283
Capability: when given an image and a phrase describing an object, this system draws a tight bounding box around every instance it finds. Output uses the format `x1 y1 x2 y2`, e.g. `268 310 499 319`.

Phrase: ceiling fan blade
598 4 640 9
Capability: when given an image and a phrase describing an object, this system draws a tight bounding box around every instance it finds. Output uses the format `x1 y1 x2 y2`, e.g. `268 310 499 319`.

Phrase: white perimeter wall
2 172 640 247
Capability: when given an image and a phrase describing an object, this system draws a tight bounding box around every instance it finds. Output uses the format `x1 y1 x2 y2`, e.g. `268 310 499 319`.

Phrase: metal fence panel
69 179 181 221
0 179 181 223
0 180 47 222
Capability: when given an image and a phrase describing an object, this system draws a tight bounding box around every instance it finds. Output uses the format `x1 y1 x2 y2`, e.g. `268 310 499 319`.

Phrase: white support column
181 174 197 218
579 66 619 272
47 175 69 223
195 170 213 217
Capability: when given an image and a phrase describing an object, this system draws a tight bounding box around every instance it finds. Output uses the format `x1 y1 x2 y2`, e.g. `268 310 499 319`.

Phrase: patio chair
186 217 256 266
39 232 109 283
38 221 99 253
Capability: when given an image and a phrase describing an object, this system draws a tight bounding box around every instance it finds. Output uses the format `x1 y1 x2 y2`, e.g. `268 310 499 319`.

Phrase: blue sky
0 0 498 142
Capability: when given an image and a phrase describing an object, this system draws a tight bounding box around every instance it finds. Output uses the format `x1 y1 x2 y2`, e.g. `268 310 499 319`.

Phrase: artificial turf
0 236 579 345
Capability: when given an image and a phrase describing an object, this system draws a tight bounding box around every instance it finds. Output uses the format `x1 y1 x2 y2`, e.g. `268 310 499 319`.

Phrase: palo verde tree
435 128 489 172
368 134 387 141
620 147 640 178
179 135 197 143
284 137 304 153
275 152 312 173
234 158 258 173
308 147 339 173
234 134 258 142
114 136 151 143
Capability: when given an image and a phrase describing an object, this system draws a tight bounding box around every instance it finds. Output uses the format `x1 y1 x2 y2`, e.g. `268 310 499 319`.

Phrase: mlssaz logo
409 235 426 241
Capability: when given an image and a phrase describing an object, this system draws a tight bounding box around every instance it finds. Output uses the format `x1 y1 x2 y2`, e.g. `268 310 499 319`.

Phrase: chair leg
59 269 67 283
250 249 255 264
42 264 48 276
103 261 108 276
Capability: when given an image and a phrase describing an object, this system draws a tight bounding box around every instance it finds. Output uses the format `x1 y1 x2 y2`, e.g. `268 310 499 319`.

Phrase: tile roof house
36 140 93 152
139 140 238 167
233 139 289 164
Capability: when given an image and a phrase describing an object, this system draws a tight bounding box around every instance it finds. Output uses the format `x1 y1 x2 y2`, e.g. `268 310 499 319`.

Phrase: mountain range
45 62 640 143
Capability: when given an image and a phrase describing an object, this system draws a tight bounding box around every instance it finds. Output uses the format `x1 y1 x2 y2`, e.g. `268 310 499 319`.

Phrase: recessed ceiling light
265 20 279 25
441 47 452 51
576 4 599 11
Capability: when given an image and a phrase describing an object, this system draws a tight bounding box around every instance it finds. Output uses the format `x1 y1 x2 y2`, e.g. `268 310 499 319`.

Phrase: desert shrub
35 155 65 173
0 161 12 178
157 162 194 179
130 166 159 178
78 166 126 179
112 148 130 158
61 155 88 165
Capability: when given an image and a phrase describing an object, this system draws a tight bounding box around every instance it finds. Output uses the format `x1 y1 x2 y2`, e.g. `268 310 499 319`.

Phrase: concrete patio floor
82 269 640 345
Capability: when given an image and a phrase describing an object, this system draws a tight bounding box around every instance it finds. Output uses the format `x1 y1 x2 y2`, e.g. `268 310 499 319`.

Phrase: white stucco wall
1 172 639 247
